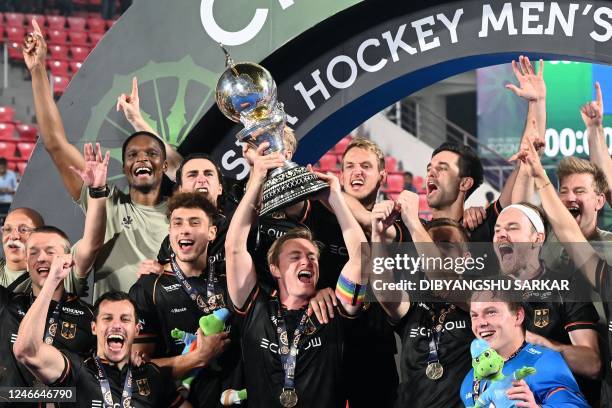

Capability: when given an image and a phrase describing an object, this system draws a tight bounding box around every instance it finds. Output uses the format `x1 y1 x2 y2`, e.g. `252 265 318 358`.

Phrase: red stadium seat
48 60 69 77
386 172 404 193
318 153 337 171
333 136 352 155
6 26 25 42
413 175 425 194
418 193 429 212
385 156 397 172
67 16 86 32
17 161 27 176
7 42 24 62
15 124 37 141
46 15 66 30
52 75 70 96
0 141 17 160
48 44 69 61
69 61 82 74
17 142 35 160
70 46 90 63
87 17 106 33
25 15 45 30
0 107 15 123
89 0 102 6
0 123 15 140
88 32 104 45
69 31 88 46
47 29 68 45
106 19 116 29
4 12 24 27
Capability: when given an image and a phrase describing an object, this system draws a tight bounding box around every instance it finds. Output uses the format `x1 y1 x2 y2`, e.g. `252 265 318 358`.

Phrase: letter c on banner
201 0 268 46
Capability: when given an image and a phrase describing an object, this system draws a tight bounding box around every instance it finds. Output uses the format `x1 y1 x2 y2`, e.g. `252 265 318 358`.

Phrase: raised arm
13 254 73 384
506 56 546 205
313 171 367 315
370 200 410 321
518 137 600 288
69 143 108 278
583 82 612 204
117 77 183 180
24 20 85 200
225 144 285 308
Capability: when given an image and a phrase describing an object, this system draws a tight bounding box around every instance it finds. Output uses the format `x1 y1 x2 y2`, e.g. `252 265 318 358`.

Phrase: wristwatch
88 185 110 198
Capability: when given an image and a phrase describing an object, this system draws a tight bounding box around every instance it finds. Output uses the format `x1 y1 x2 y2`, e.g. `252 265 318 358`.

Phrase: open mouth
350 179 364 189
479 330 495 340
178 239 194 251
134 166 152 177
427 181 438 196
106 333 125 352
567 206 581 219
36 266 50 276
6 240 23 250
297 270 313 284
497 243 514 258
196 187 209 194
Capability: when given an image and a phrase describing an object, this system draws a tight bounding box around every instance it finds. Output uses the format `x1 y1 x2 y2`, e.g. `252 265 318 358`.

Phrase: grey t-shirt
73 185 168 301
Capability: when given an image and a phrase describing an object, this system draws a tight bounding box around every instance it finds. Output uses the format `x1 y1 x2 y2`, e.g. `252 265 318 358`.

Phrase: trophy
215 46 328 216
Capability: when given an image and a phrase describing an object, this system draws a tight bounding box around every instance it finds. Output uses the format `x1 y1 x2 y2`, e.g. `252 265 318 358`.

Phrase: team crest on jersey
61 322 77 340
533 309 549 328
136 378 151 396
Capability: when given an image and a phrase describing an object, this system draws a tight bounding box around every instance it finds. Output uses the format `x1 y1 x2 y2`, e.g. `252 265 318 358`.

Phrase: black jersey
393 301 473 408
301 199 400 407
52 352 184 408
129 268 241 407
235 287 354 408
596 260 612 407
0 287 94 392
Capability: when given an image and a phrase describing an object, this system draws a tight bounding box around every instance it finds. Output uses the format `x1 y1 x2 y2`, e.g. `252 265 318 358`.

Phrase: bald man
0 207 44 292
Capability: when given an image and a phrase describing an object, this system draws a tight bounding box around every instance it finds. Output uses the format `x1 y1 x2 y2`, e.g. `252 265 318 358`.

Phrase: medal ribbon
271 296 310 392
426 304 455 366
170 253 216 312
93 357 132 408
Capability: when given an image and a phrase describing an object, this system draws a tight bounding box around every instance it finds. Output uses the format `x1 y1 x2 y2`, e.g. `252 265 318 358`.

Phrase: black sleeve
470 200 502 243
562 301 599 332
49 351 81 387
156 235 172 264
153 364 186 408
128 277 160 344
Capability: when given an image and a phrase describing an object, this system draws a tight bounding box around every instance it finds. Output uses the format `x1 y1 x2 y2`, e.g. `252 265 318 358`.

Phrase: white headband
500 204 545 234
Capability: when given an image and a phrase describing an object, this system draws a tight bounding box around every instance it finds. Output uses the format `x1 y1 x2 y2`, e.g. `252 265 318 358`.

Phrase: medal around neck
215 45 328 216
426 361 444 380
279 388 298 407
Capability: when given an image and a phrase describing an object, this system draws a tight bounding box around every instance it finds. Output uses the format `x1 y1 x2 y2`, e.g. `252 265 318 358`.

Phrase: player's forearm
75 195 106 277
329 192 367 270
587 125 612 198
511 163 534 204
551 341 601 379
14 278 55 360
225 178 262 255
153 352 207 380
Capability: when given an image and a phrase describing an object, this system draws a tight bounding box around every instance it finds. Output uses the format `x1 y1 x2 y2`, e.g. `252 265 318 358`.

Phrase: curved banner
14 0 612 241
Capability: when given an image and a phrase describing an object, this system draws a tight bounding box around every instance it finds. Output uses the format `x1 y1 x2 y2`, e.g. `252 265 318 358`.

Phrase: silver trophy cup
215 46 327 216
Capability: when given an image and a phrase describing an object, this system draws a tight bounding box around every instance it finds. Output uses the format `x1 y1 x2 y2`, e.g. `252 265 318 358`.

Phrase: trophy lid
215 45 278 123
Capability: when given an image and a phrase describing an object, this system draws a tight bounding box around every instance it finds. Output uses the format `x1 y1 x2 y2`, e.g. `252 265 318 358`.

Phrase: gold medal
279 389 298 407
425 362 444 380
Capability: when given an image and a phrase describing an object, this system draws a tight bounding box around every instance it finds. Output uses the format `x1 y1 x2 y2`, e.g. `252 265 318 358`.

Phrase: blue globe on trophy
215 45 327 216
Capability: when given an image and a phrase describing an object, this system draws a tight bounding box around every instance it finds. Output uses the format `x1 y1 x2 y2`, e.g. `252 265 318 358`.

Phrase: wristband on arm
336 274 366 307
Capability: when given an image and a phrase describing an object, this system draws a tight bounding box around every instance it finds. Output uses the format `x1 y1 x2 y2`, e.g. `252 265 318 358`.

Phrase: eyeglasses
1 225 35 235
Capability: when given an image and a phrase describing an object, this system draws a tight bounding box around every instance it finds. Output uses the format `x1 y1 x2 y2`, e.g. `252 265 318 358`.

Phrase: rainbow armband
336 274 366 306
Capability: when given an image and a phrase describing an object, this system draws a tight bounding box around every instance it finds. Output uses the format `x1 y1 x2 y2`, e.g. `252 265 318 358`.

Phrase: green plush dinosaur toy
467 339 536 408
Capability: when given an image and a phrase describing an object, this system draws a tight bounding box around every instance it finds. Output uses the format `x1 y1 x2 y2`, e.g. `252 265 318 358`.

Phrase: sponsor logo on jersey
409 320 468 338
162 283 182 292
62 306 85 316
171 307 187 314
259 336 322 354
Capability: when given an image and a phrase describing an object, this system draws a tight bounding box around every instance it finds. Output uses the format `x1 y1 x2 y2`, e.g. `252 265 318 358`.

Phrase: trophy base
261 162 328 216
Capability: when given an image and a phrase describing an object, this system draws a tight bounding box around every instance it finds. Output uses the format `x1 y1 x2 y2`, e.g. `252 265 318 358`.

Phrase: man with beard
3 226 95 403
24 21 178 299
461 297 589 407
15 276 188 407
129 192 232 407
492 202 601 403
225 147 366 407
371 194 474 408
0 207 44 292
